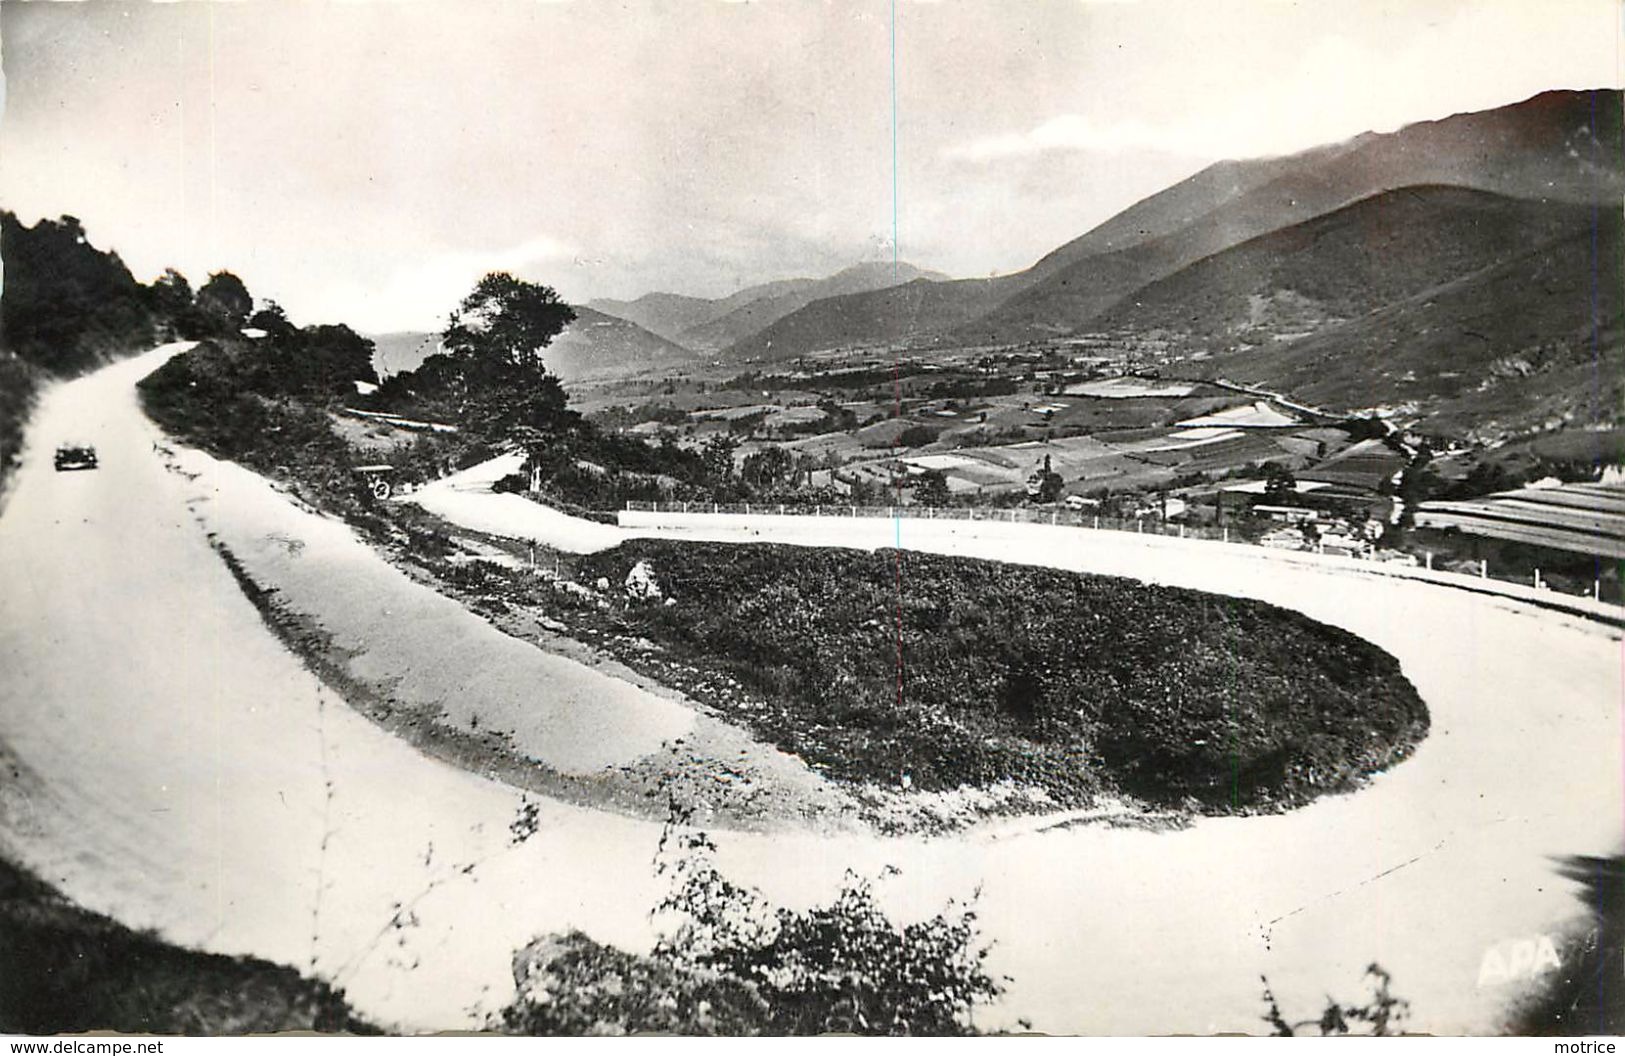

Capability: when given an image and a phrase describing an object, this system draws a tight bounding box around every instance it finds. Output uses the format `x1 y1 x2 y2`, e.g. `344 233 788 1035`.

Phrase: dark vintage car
54 444 98 471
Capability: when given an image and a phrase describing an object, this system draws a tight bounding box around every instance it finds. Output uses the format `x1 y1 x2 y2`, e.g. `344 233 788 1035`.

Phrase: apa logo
1476 935 1562 988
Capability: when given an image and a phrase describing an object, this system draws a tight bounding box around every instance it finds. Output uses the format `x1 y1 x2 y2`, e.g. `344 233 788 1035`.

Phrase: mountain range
588 260 947 351
736 88 1620 361
382 87 1621 435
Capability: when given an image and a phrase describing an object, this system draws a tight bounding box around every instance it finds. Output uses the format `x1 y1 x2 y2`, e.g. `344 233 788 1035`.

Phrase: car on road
54 444 99 471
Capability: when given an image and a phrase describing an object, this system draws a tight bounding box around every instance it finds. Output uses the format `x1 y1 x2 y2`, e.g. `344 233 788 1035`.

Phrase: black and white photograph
0 0 1620 1040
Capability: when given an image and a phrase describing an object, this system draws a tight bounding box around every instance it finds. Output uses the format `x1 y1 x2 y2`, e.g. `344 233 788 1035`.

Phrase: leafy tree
701 434 739 486
1342 415 1390 441
196 271 253 331
442 271 575 375
149 268 195 320
1450 460 1523 499
1262 462 1298 502
0 212 155 374
289 324 378 396
914 469 952 507
740 445 793 492
848 475 883 504
147 267 217 340
248 300 296 338
432 272 578 443
726 409 768 437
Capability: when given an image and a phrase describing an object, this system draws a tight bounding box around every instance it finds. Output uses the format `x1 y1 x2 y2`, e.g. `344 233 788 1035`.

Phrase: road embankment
156 439 860 834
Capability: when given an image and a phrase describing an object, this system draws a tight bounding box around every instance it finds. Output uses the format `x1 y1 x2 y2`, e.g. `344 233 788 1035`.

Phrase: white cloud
321 234 577 332
947 113 1212 161
482 234 578 274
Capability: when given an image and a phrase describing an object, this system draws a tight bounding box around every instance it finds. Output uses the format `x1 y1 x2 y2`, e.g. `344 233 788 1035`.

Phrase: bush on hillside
0 856 372 1035
0 213 157 376
138 338 389 527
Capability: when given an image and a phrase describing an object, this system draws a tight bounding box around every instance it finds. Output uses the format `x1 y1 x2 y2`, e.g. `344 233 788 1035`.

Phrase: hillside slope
542 306 698 381
723 277 1010 362
677 261 947 351
1091 186 1598 348
1196 206 1623 437
589 261 945 349
581 291 722 344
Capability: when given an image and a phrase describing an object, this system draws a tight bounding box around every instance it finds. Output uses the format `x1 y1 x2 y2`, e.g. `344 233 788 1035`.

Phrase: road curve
1 346 1619 1034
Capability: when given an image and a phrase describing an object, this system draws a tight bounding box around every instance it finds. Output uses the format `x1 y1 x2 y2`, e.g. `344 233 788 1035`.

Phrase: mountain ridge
716 87 1621 360
588 260 947 349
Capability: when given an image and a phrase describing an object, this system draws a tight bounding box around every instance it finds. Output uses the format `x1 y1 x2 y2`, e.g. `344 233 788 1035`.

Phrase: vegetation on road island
561 539 1429 812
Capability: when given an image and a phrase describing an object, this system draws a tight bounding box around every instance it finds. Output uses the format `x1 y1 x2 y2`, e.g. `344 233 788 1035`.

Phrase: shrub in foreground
499 820 1001 1036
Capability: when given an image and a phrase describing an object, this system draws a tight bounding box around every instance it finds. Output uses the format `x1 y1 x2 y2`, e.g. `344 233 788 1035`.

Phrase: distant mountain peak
586 259 949 351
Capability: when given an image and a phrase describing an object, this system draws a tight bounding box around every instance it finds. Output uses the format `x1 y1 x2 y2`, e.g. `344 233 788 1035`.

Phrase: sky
0 0 1619 333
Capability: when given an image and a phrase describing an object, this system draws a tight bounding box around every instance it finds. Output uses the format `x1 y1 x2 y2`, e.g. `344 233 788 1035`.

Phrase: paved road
1 347 1619 1034
0 347 674 1028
